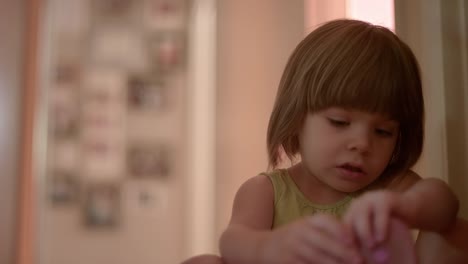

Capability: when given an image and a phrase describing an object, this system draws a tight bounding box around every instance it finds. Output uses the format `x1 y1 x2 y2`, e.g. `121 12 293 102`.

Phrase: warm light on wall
304 0 394 32
346 0 394 31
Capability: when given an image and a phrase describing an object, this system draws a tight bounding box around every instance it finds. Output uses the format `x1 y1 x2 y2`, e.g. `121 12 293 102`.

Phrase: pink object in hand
361 218 417 264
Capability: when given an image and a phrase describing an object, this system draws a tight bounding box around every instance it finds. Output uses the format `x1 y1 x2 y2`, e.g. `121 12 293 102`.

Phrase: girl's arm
220 174 362 264
344 170 459 247
395 171 459 232
219 175 274 263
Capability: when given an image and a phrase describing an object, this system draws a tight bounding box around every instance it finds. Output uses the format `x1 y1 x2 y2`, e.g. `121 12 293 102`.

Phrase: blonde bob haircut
267 19 424 179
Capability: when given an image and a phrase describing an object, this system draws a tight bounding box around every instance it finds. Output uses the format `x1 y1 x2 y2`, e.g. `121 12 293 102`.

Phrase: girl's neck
288 162 349 205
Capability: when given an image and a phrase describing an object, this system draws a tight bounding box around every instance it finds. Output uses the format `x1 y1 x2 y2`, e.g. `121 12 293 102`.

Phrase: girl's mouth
337 163 366 179
340 164 364 173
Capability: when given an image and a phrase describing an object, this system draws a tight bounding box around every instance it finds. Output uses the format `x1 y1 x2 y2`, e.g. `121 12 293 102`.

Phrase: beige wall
0 0 25 263
305 0 346 32
215 0 304 242
39 1 188 263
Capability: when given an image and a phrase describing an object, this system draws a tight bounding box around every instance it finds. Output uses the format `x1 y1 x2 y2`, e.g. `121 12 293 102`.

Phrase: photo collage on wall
47 0 190 229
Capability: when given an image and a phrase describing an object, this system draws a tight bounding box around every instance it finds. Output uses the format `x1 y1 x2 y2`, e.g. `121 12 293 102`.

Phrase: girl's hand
343 190 403 249
259 213 362 264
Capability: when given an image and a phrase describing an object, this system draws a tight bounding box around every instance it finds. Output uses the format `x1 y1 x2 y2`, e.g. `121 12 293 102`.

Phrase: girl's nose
348 130 372 154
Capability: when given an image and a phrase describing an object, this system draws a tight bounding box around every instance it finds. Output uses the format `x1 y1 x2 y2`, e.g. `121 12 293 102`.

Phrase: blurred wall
0 0 25 263
215 0 305 242
39 1 189 263
438 0 468 219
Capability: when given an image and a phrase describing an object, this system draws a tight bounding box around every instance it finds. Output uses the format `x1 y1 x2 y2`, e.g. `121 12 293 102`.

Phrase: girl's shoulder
237 169 294 203
233 172 276 204
259 169 287 182
228 173 275 228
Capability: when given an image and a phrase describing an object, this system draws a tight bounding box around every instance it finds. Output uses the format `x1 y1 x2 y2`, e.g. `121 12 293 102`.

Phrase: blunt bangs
305 24 420 123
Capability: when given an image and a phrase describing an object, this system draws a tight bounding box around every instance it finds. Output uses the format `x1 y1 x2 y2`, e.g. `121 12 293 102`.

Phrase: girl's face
298 107 399 194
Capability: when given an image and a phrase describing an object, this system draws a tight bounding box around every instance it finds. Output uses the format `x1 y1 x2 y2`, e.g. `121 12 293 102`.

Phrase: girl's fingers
344 191 402 250
346 205 375 248
374 204 390 243
303 216 362 263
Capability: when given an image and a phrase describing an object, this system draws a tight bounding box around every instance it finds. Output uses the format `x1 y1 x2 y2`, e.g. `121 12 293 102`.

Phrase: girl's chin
333 180 371 194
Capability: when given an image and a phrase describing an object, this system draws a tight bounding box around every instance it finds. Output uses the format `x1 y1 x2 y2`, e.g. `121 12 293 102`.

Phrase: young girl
183 19 460 264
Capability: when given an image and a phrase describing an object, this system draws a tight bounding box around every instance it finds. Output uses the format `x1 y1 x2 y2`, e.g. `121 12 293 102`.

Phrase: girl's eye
328 118 349 127
375 128 393 137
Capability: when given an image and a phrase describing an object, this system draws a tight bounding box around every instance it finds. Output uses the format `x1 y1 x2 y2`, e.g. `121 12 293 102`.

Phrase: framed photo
127 75 167 110
81 68 127 122
81 137 126 181
91 0 137 25
50 89 79 139
51 106 79 138
84 183 120 228
55 63 81 86
123 180 169 218
89 27 148 71
49 171 80 205
52 140 79 172
143 0 189 32
127 144 170 178
148 33 185 73
82 115 115 128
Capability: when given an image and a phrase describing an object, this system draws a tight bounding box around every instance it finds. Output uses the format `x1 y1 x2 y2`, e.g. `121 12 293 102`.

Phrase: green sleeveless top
263 169 354 228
